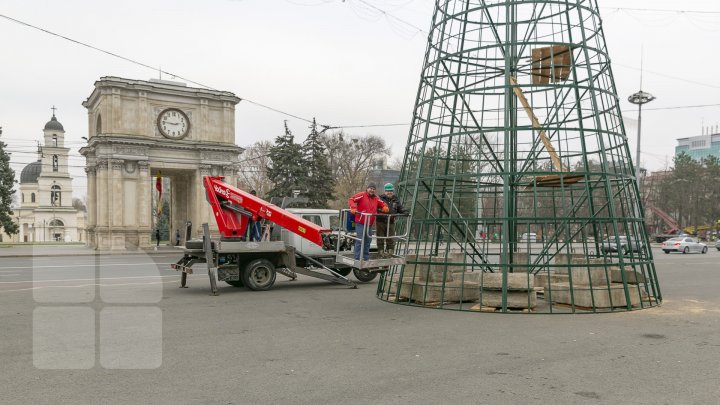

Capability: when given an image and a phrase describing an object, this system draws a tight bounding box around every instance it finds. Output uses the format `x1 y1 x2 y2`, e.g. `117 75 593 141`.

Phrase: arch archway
81 77 242 250
48 219 65 242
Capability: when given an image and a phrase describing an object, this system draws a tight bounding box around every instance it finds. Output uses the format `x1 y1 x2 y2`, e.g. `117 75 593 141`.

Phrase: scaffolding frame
378 0 661 313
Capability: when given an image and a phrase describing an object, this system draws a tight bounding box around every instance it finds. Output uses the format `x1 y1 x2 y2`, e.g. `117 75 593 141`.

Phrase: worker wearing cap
376 183 408 257
348 183 389 261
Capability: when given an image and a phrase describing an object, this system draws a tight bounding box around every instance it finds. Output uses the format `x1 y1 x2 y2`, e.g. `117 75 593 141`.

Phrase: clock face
157 108 190 139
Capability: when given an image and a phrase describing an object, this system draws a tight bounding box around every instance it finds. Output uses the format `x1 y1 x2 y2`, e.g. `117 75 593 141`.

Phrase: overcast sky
2 0 719 198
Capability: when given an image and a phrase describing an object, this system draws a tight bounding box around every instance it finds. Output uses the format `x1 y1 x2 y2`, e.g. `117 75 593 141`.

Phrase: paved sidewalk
0 244 184 258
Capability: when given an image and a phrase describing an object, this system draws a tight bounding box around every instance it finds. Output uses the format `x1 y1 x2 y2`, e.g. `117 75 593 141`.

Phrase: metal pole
636 103 642 192
628 91 655 192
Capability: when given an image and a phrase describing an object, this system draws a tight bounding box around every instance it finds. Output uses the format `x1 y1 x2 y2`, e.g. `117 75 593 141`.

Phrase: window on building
22 193 24 203
52 155 59 172
49 219 64 227
51 185 61 206
31 193 36 203
692 140 705 148
96 115 102 135
53 135 57 147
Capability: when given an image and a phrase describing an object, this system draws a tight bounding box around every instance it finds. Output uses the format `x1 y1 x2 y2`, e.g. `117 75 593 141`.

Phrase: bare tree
238 140 274 197
320 131 391 208
386 156 404 171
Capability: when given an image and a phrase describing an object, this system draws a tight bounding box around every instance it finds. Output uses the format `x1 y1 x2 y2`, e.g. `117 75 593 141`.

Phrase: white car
661 237 707 254
519 233 537 242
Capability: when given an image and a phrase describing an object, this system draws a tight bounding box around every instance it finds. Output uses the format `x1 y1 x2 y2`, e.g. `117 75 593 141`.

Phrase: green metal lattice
378 0 661 313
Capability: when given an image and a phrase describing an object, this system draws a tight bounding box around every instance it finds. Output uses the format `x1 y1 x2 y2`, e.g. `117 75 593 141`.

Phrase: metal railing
336 209 411 267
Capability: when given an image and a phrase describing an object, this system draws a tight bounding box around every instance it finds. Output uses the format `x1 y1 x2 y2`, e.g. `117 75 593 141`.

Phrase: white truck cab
283 208 341 256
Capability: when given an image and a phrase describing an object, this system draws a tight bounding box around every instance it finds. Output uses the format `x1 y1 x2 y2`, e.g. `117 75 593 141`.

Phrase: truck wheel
242 259 276 291
225 280 244 287
332 268 352 277
353 268 378 282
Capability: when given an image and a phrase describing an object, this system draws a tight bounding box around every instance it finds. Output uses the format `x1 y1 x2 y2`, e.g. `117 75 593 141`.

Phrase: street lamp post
628 90 656 191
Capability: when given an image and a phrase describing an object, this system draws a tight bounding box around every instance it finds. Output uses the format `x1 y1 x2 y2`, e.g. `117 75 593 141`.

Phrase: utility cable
602 7 720 15
0 13 318 126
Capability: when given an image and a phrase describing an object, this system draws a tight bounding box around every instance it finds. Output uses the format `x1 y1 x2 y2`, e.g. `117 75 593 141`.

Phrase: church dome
44 115 64 131
20 160 42 184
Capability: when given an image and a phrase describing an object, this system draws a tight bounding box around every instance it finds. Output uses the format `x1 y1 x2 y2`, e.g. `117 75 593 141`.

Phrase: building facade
6 113 85 243
675 131 720 161
79 77 243 250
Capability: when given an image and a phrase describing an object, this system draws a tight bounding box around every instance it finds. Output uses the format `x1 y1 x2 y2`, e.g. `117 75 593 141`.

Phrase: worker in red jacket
348 183 389 261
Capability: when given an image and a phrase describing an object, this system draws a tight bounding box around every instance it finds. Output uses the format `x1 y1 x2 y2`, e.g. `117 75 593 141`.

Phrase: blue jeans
249 221 262 241
354 223 373 261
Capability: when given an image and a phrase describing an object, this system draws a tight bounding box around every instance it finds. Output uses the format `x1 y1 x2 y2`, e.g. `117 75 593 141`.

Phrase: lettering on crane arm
213 185 242 204
230 194 243 205
213 185 229 199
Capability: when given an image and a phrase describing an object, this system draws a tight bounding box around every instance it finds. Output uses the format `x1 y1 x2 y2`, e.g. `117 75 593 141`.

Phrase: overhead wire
0 12 414 131
601 7 720 15
0 13 316 127
350 0 428 35
2 4 719 138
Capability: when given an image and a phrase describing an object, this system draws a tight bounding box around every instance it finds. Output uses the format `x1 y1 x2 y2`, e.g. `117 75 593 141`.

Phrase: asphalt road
1 248 719 404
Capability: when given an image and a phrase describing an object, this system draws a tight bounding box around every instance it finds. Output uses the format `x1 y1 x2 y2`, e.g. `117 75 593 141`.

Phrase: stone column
137 161 151 247
196 165 212 238
110 159 124 249
95 159 109 249
138 91 149 136
199 99 209 141
222 165 237 188
84 165 97 248
223 101 234 143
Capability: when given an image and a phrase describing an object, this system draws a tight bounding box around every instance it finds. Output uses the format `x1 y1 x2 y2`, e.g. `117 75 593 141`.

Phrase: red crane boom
645 202 680 234
203 176 331 247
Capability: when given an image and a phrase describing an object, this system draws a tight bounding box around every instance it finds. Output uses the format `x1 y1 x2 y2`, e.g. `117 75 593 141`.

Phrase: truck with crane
645 203 683 243
171 176 409 294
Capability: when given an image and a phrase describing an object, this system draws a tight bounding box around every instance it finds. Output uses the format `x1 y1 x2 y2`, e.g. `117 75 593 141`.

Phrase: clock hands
159 109 189 139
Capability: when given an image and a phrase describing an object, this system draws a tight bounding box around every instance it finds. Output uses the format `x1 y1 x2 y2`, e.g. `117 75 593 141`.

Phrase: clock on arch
157 108 190 139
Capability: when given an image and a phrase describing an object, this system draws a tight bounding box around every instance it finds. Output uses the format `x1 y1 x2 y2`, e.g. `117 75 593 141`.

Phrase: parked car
519 232 537 242
600 236 644 254
661 237 707 254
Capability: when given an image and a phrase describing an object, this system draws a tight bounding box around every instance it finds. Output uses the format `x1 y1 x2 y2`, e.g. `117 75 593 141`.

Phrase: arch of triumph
80 77 243 250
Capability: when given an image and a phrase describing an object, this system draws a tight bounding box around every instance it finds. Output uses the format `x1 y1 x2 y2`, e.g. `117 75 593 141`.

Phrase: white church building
4 113 86 243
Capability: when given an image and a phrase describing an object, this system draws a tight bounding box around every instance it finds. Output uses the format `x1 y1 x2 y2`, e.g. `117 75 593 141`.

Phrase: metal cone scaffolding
378 0 661 313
